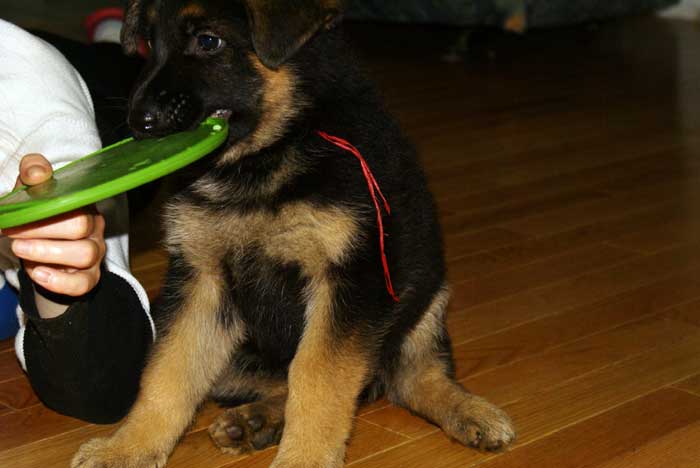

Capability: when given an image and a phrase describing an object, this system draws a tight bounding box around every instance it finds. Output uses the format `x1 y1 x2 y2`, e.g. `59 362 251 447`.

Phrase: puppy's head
123 0 341 155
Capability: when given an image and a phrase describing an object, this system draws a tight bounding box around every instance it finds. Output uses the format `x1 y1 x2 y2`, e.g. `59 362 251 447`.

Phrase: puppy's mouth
208 109 239 147
210 109 233 121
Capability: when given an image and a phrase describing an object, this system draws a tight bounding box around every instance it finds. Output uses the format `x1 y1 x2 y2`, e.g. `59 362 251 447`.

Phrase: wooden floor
2 16 700 468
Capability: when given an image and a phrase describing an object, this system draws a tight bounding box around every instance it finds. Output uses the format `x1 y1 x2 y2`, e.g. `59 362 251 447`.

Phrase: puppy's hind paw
71 437 168 468
450 396 516 451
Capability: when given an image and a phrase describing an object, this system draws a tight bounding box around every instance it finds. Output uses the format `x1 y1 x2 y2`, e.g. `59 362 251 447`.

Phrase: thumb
16 154 54 188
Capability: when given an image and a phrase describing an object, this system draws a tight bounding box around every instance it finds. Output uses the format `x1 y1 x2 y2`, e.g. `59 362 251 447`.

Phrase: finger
17 154 54 187
2 209 96 240
88 214 107 260
12 238 103 269
25 263 101 297
88 213 106 241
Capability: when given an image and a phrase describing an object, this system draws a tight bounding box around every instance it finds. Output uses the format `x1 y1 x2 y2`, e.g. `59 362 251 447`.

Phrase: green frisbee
0 118 229 229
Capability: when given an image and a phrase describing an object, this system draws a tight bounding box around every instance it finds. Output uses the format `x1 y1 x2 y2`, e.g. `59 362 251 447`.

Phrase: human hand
2 154 106 297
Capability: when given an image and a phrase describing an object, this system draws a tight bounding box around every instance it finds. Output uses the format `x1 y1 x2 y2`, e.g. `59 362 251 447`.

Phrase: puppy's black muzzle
128 90 202 139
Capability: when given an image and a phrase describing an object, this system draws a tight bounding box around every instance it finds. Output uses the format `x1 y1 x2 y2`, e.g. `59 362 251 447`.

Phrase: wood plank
435 148 689 215
430 127 685 204
417 110 677 174
131 266 165 300
476 389 700 468
444 228 527 261
0 338 13 352
595 420 700 468
672 374 700 397
446 199 697 279
0 349 22 383
0 424 113 468
359 406 437 440
667 297 700 327
437 154 699 234
447 238 634 285
130 248 168 273
458 314 699 403
502 175 700 238
447 242 700 343
440 188 609 236
449 243 634 309
0 405 88 451
504 334 700 446
350 333 700 467
357 398 391 416
607 216 700 254
449 265 700 347
0 377 39 410
450 268 700 373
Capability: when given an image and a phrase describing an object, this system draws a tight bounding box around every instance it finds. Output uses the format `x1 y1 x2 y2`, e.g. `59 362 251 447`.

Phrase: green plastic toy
0 118 229 229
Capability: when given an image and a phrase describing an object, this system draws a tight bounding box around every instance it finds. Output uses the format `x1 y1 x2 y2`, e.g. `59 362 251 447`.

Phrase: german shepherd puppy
72 1 515 467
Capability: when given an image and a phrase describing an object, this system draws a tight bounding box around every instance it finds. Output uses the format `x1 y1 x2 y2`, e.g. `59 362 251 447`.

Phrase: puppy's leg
72 271 245 468
388 286 516 451
271 279 371 468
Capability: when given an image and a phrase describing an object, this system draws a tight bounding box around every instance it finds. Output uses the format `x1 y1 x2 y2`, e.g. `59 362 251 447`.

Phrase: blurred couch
346 0 679 30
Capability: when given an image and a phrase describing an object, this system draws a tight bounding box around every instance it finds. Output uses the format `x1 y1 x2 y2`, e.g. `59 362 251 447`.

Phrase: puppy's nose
129 110 159 137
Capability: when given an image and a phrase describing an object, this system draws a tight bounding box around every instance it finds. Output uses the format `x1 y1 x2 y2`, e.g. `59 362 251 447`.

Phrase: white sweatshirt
0 19 154 368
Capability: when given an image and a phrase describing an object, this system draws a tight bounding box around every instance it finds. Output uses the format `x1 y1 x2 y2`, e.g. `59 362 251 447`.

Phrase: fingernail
33 268 51 284
12 240 31 256
27 165 46 179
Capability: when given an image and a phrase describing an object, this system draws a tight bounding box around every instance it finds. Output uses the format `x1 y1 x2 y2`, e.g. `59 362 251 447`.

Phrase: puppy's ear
121 0 145 55
244 0 342 69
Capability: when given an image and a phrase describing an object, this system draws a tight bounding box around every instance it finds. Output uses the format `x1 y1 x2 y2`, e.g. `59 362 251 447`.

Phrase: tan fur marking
179 2 205 18
164 201 359 278
402 285 450 360
272 278 370 468
72 271 246 466
389 285 466 421
389 285 515 450
219 56 305 164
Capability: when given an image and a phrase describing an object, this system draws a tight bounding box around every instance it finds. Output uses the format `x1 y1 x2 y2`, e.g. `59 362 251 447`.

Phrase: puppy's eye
197 34 223 52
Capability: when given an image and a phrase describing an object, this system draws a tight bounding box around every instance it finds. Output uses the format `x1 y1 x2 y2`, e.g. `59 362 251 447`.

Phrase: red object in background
84 7 149 57
83 7 124 42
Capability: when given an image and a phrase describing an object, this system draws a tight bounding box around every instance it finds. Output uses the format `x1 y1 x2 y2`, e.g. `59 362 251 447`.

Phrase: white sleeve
0 20 101 189
0 20 153 340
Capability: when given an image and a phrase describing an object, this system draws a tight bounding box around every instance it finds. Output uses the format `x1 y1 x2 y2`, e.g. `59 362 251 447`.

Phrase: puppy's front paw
71 437 168 468
450 396 516 451
209 398 285 455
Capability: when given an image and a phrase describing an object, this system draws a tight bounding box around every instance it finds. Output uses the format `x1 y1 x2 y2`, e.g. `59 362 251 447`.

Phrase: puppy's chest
164 201 359 278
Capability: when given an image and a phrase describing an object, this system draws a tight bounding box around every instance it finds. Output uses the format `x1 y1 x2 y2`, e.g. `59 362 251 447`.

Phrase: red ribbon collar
317 131 400 303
